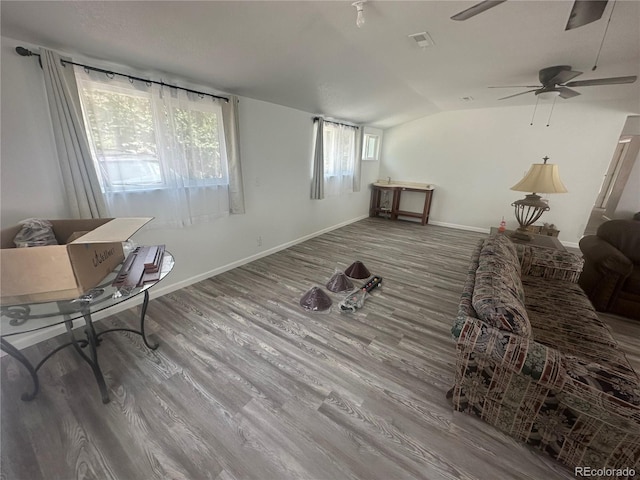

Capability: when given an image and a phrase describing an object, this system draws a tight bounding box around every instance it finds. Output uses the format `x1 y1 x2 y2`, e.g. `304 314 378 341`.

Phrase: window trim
362 133 380 161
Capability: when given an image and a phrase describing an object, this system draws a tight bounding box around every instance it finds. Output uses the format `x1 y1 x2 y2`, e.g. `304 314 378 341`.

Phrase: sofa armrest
452 315 566 389
452 315 640 414
515 244 584 283
579 235 633 277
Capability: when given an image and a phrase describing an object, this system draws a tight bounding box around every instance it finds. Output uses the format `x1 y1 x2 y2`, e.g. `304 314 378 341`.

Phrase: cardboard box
1 217 152 305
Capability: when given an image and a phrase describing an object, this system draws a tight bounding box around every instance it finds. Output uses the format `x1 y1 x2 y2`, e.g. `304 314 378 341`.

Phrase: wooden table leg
391 189 401 220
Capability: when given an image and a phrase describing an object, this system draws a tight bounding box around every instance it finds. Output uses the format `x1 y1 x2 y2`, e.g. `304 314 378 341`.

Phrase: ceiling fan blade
565 75 638 87
557 87 581 99
487 85 542 88
565 0 608 30
488 85 541 89
498 89 538 100
450 0 507 21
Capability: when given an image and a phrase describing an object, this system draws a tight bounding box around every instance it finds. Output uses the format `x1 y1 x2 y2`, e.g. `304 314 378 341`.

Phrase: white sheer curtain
353 126 363 193
75 68 230 227
323 122 356 198
41 49 109 218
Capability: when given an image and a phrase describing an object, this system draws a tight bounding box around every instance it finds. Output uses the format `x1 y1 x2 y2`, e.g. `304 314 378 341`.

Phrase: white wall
380 102 635 245
614 116 640 219
614 148 640 219
0 35 379 300
1 38 69 224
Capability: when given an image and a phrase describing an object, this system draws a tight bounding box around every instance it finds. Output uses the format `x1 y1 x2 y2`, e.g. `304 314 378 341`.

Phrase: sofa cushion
517 245 584 283
481 234 521 275
472 239 531 336
523 275 638 380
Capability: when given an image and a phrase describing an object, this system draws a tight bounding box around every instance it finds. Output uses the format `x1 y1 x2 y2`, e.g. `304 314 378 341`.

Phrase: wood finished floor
2 218 639 480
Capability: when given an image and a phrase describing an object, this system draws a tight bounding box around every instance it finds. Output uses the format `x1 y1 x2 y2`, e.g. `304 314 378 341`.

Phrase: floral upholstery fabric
524 275 636 381
472 236 530 336
515 244 584 283
457 241 482 320
482 233 521 274
452 236 640 475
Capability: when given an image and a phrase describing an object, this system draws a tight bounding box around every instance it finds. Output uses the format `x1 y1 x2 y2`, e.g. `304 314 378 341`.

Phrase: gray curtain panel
222 95 245 214
353 126 363 193
310 117 324 200
41 49 108 219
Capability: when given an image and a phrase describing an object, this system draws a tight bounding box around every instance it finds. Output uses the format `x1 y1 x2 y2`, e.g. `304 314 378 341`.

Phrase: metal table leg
3 290 159 404
1 323 93 402
95 290 159 350
65 315 110 404
0 337 39 401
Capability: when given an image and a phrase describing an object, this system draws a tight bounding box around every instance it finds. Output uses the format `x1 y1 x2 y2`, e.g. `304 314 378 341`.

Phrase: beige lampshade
511 163 568 194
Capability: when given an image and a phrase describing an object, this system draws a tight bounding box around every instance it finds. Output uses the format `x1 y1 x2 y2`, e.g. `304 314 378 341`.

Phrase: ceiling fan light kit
536 90 561 101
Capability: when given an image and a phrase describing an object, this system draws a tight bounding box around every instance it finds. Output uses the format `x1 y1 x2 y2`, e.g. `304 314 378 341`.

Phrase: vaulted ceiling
2 1 639 129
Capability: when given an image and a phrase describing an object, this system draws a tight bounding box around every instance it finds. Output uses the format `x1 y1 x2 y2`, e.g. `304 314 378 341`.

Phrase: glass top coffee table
489 227 566 252
0 250 174 404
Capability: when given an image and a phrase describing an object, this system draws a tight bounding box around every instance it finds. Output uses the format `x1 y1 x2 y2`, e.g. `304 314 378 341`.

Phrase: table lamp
510 156 567 241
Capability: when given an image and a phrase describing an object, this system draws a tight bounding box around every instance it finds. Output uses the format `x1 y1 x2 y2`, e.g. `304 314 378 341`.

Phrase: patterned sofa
451 234 640 475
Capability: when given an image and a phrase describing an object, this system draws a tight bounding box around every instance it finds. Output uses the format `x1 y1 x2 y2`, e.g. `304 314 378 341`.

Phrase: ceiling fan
491 65 637 101
451 0 609 30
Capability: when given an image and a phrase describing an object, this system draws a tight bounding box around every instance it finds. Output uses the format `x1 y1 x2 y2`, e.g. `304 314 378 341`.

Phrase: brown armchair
579 219 640 319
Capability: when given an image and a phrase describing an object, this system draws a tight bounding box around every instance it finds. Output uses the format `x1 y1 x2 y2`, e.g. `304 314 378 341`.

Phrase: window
75 67 230 226
322 122 356 197
362 133 380 161
76 73 227 192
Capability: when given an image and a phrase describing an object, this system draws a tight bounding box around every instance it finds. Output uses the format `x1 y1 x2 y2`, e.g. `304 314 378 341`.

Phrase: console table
370 181 434 225
0 250 174 404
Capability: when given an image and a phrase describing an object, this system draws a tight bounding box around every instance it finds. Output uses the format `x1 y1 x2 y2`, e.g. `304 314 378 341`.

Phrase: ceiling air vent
408 32 435 48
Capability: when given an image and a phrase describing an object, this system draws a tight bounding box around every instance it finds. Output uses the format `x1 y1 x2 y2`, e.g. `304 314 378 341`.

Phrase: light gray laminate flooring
2 218 639 480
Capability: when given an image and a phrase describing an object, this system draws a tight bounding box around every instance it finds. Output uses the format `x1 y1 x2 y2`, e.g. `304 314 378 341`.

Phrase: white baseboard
150 213 371 298
429 220 579 249
428 220 490 234
5 214 370 351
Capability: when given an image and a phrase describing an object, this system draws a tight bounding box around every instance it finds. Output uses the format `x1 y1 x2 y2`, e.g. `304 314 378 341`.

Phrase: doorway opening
583 116 640 236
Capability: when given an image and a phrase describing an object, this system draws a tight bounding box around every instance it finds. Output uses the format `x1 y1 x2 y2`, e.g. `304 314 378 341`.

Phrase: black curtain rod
313 116 358 129
15 46 229 103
